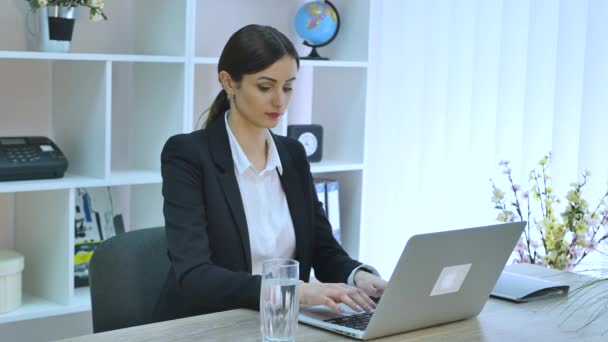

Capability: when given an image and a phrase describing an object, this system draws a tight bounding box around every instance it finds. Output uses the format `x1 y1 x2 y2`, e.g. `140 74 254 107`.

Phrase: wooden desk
58 264 606 342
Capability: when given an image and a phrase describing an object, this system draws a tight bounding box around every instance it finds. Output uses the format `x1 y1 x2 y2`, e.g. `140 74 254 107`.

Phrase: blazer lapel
207 118 252 273
273 135 309 262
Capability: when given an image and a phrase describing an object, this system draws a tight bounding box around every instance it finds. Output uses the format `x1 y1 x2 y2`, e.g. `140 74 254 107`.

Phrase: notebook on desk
491 270 569 302
299 221 527 340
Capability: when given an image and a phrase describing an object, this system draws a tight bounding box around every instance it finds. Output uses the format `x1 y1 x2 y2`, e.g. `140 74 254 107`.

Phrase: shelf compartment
90 184 164 235
194 0 369 62
111 62 185 173
59 0 187 56
67 183 162 308
314 0 371 62
192 66 366 166
0 59 108 181
1 0 187 57
53 60 108 180
12 190 73 312
286 66 367 163
311 67 367 163
195 0 300 58
313 170 362 259
0 60 54 138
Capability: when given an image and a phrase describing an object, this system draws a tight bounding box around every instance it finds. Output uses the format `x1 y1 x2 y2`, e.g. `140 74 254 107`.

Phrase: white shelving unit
0 0 371 337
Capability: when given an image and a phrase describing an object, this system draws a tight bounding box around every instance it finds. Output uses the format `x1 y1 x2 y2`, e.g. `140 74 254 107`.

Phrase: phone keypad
1 146 42 163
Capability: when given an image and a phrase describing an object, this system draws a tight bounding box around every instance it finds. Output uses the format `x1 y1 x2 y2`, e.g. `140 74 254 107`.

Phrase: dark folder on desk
491 271 570 303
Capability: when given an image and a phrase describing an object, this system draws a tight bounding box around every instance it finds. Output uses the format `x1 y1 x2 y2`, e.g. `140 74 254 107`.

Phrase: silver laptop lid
362 221 526 340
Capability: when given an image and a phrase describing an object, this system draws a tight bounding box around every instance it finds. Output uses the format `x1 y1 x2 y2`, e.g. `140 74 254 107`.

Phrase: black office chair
89 227 170 333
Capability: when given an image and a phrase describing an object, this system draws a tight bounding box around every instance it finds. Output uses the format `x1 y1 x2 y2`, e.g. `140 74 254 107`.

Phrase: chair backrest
89 227 169 333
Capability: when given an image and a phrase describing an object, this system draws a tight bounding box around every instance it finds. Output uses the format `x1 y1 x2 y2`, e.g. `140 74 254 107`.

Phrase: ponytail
202 89 230 128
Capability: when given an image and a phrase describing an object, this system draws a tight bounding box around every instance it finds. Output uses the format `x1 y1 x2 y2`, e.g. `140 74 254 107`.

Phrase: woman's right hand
299 282 376 314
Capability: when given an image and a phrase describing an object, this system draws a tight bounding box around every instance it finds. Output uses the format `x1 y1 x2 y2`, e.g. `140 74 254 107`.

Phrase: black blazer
153 116 361 322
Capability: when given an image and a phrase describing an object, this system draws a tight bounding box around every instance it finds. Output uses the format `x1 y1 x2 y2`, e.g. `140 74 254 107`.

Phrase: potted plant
26 0 107 52
490 153 608 271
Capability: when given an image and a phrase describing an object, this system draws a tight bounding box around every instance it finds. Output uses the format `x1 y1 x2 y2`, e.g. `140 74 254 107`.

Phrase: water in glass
260 259 299 342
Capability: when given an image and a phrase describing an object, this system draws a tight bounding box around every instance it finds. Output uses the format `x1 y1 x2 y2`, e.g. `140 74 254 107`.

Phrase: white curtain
361 0 608 278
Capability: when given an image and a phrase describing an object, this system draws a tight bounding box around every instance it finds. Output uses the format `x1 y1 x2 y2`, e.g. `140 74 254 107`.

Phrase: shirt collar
224 111 283 175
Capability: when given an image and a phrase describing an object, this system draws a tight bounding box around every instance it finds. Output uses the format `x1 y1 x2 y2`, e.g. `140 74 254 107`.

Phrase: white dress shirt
225 112 296 276
224 112 377 284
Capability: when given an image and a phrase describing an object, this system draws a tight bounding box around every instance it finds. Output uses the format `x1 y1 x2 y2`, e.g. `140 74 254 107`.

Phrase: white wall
362 0 608 278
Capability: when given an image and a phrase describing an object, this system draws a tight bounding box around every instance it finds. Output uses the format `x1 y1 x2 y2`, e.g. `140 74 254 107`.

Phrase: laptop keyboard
324 312 374 331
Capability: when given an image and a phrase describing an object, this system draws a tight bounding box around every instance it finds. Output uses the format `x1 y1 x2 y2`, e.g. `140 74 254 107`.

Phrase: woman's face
232 56 298 129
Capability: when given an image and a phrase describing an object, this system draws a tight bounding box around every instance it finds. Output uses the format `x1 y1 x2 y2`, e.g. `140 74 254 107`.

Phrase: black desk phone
0 136 69 181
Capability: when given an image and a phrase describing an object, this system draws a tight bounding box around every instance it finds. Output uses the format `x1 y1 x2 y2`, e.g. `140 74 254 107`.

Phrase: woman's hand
299 282 376 314
353 270 388 298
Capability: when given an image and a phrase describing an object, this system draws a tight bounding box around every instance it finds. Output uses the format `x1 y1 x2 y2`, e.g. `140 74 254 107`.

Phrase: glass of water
260 259 300 342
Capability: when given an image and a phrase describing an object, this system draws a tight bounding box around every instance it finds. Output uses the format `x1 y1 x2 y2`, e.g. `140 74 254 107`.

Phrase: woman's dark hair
202 24 300 128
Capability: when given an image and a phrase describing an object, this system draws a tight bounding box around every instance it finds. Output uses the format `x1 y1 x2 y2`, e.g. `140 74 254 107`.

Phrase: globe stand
301 43 328 60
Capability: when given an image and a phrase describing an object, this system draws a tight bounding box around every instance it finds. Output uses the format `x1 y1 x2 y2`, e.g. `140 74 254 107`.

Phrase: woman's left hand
353 270 388 298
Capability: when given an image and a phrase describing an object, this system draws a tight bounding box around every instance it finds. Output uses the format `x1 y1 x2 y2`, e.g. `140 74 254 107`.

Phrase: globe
294 1 340 60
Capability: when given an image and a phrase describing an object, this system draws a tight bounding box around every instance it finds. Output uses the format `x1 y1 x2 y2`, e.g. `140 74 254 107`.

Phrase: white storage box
0 250 24 314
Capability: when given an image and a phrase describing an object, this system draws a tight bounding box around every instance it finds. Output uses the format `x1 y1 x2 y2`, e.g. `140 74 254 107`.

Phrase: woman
154 24 387 322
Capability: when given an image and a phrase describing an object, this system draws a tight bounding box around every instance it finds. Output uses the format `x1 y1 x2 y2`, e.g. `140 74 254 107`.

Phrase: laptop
299 221 527 340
